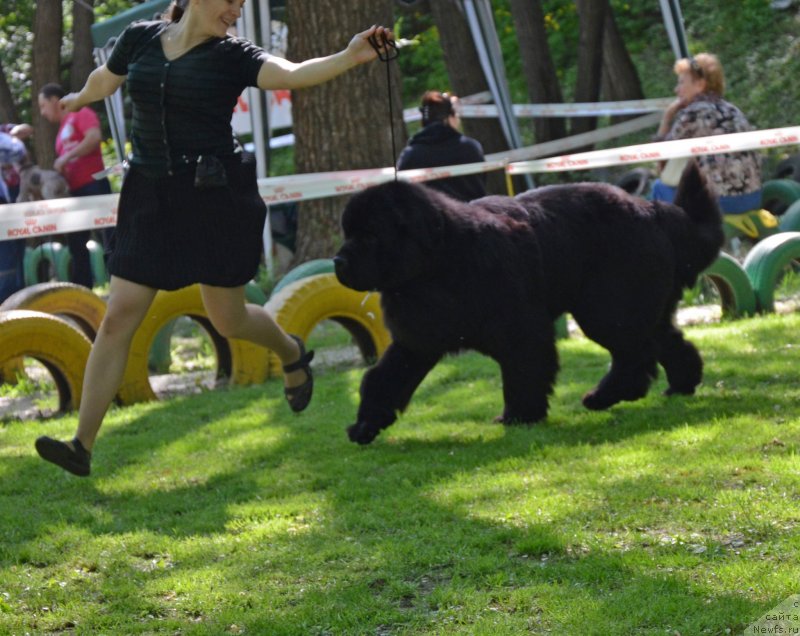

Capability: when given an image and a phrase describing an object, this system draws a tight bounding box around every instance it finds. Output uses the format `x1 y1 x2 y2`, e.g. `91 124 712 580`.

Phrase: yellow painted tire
117 285 270 405
265 273 391 376
0 281 106 339
0 282 106 385
0 310 91 411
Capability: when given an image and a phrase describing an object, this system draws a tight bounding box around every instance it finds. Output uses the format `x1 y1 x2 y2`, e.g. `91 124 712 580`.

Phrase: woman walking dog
35 0 393 476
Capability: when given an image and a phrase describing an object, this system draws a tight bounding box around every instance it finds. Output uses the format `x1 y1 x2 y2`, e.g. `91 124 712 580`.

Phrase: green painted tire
700 252 757 318
742 232 800 313
87 239 108 286
778 199 800 232
244 280 268 305
24 242 69 285
271 259 335 297
761 179 800 216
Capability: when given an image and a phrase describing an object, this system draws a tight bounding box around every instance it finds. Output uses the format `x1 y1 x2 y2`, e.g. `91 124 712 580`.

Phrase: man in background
38 83 112 288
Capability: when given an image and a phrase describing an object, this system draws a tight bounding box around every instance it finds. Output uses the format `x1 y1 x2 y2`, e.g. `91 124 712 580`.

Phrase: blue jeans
651 178 762 214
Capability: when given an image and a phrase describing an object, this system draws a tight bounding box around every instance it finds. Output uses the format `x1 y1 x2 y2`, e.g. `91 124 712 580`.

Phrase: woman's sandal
283 334 314 413
35 436 91 477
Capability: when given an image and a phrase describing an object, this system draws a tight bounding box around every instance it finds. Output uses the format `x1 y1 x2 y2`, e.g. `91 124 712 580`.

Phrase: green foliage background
395 0 799 130
2 0 798 172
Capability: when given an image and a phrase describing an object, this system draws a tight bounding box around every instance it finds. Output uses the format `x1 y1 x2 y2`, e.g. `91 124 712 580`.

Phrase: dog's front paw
582 389 616 410
347 421 381 445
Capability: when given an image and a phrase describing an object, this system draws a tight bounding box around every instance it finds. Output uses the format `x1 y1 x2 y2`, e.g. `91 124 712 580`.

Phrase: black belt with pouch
194 154 228 189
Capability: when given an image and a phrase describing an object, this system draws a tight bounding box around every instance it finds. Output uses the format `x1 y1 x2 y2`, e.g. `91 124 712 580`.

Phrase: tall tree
31 0 62 167
287 0 404 264
571 0 607 140
0 59 19 124
71 0 97 91
508 0 566 143
600 7 644 107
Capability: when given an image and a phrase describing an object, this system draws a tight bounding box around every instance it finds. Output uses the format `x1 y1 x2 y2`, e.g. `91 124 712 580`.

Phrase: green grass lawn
1 313 799 635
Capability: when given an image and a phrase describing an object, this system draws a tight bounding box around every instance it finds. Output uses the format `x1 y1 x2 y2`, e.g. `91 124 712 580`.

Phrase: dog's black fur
334 162 723 445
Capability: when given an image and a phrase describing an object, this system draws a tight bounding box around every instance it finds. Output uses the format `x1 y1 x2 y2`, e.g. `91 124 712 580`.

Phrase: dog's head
334 180 445 291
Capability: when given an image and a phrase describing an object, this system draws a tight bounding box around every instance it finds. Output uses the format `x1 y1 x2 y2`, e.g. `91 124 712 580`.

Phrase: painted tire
700 252 757 318
244 280 268 305
117 284 270 405
0 309 91 411
271 259 335 297
743 232 800 313
265 273 391 376
614 168 652 198
778 199 800 232
0 281 106 339
87 239 109 286
0 282 106 385
773 153 800 183
24 242 69 285
761 179 800 216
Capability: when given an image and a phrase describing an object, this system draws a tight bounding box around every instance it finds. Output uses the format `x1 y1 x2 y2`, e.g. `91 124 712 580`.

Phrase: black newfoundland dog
334 162 723 445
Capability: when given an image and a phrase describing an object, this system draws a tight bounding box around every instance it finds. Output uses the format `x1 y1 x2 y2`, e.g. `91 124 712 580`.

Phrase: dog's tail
669 160 725 286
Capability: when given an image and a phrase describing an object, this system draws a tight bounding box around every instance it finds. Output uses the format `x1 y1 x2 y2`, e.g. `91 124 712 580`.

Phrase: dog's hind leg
347 342 441 445
656 321 703 396
495 332 558 424
582 341 659 411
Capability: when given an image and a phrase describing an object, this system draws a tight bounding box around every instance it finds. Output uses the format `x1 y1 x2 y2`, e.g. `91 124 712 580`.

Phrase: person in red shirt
38 83 113 288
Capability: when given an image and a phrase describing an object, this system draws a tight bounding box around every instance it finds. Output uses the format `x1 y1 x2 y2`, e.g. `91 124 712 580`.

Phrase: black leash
368 32 399 181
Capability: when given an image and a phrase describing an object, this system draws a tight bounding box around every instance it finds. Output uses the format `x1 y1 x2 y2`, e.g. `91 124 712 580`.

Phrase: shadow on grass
2 326 793 633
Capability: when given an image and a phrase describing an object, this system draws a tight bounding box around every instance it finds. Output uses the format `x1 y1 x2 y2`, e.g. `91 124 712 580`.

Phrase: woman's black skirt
108 157 267 290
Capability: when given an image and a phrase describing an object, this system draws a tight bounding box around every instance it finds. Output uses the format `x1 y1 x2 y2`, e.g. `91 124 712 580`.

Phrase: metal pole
659 0 690 59
461 0 534 188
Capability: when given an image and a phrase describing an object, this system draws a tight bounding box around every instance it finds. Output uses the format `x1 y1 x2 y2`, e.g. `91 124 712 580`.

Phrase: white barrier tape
4 125 797 242
0 160 507 240
0 194 118 241
507 126 800 175
256 160 507 203
404 97 672 122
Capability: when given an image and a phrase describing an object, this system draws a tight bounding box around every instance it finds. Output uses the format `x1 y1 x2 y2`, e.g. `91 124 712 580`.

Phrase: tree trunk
71 0 96 92
571 0 607 143
428 0 508 193
287 0 404 265
508 0 566 143
31 0 62 168
0 60 20 124
600 6 644 118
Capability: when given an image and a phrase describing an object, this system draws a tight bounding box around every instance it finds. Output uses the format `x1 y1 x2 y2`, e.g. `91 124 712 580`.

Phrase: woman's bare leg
199 284 307 389
74 276 158 450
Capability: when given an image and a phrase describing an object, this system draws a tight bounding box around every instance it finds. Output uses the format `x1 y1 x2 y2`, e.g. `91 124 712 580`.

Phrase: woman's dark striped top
106 20 265 176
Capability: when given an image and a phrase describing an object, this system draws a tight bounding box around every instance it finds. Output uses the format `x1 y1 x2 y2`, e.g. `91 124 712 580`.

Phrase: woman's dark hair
420 90 455 126
165 0 189 22
39 83 66 100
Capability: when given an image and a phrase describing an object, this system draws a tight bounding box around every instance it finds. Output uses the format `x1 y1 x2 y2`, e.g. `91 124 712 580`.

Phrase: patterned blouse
663 93 761 197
